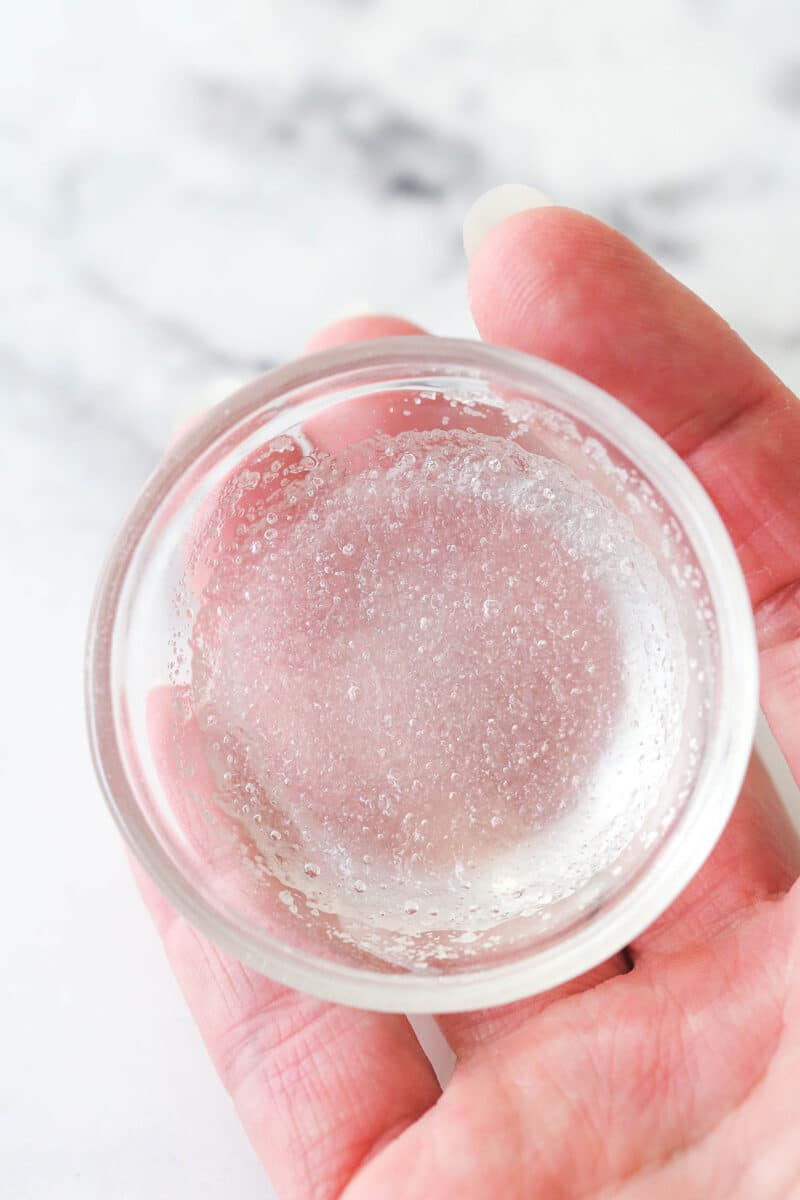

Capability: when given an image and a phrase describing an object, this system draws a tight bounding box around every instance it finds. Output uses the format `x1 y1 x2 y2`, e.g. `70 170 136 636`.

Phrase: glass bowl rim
85 336 758 1012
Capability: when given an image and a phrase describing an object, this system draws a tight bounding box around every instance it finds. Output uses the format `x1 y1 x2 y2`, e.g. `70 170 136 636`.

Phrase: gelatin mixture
187 428 686 932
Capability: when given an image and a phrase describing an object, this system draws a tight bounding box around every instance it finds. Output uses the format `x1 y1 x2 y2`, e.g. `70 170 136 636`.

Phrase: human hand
136 204 800 1199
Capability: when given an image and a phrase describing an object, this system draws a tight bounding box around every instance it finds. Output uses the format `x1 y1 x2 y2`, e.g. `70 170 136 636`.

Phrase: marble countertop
3 1 800 1196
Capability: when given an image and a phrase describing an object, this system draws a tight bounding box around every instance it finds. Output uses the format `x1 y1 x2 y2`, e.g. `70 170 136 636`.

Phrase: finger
468 206 800 963
183 434 306 598
138 313 441 1200
437 955 629 1059
469 206 800 782
630 754 800 959
304 312 426 352
303 314 478 452
182 315 427 596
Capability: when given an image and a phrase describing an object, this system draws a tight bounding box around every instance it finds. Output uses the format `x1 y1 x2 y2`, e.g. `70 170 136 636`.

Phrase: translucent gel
186 428 687 935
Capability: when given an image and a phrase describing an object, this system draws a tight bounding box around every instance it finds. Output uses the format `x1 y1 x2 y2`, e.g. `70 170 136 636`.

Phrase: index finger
469 206 800 783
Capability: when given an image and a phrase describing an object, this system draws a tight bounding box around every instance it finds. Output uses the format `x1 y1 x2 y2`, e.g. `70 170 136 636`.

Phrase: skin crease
135 209 800 1200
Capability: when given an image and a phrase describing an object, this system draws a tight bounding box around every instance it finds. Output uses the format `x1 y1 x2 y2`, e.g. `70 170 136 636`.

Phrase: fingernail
173 374 247 436
463 184 554 263
326 300 375 322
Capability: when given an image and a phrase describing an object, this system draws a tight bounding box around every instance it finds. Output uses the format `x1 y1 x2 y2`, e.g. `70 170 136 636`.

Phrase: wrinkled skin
137 208 800 1199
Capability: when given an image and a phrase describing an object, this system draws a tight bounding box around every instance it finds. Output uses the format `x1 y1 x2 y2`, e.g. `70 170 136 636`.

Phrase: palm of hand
354 826 799 1198
137 207 800 1200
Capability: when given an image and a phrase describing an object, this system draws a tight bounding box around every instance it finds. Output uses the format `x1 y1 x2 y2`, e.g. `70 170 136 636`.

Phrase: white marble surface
3 1 800 1196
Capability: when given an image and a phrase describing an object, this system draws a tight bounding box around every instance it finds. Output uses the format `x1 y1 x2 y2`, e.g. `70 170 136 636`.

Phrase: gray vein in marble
189 75 482 202
639 173 722 211
769 61 800 111
772 328 800 348
81 269 276 377
599 165 776 267
594 200 699 264
0 346 158 478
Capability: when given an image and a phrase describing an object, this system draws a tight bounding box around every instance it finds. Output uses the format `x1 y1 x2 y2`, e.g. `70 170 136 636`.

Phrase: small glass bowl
86 337 757 1012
